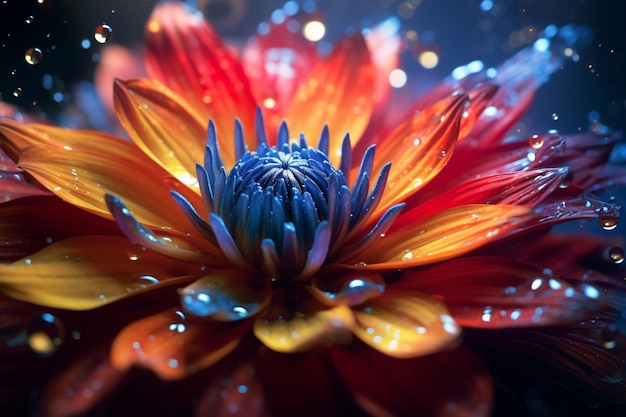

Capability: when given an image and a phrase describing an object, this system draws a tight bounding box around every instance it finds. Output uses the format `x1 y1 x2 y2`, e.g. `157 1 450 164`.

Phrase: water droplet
25 47 43 65
599 213 618 231
12 87 23 97
94 24 113 44
551 113 559 121
608 246 624 264
25 15 34 24
127 244 145 260
438 150 447 159
559 169 573 188
27 313 64 355
529 134 544 149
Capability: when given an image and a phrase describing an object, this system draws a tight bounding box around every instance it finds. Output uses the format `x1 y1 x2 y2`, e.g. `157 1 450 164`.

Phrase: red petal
39 349 127 417
242 10 320 136
331 343 493 417
395 257 619 328
0 196 120 262
284 32 375 161
144 2 256 162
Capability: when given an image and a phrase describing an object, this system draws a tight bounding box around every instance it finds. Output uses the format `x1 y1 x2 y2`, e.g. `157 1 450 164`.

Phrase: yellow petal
0 236 195 310
0 119 205 233
284 33 375 163
353 204 532 269
352 290 460 358
114 78 207 189
371 95 467 215
254 300 354 353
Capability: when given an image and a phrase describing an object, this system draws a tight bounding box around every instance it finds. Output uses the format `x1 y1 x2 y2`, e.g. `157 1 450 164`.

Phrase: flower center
213 142 346 280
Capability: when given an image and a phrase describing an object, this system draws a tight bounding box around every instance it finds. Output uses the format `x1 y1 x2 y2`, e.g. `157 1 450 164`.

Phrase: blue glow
81 39 91 49
283 1 299 16
480 0 493 12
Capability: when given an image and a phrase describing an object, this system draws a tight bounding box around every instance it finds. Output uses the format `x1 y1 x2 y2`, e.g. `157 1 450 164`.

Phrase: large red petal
331 343 493 417
144 2 256 163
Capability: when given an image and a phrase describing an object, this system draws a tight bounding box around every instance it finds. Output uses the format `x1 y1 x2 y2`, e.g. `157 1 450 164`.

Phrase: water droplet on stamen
529 134 544 149
24 47 43 65
608 246 624 264
26 313 64 355
94 24 113 44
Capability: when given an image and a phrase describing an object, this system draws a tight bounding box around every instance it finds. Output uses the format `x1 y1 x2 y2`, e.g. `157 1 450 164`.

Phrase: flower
1 2 625 417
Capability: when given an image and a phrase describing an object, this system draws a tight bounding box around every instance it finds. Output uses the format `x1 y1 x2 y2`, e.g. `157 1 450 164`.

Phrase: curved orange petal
351 204 532 269
144 2 256 164
352 290 460 358
114 78 208 189
111 308 249 380
0 236 195 310
0 119 204 233
284 32 375 162
371 94 467 215
254 299 354 353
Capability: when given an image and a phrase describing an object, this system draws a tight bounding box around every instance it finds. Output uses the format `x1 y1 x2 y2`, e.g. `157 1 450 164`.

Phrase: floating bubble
94 24 113 44
529 134 544 149
26 313 64 355
24 47 43 65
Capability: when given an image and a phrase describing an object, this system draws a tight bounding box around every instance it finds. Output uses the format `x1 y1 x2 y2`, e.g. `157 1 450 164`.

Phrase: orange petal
254 297 354 353
284 33 375 162
0 119 204 233
352 204 533 269
111 308 249 380
352 290 460 358
0 236 195 310
371 95 467 214
144 2 256 164
114 78 207 189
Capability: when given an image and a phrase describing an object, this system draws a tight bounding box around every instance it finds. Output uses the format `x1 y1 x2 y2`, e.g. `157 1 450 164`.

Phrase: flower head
0 2 625 417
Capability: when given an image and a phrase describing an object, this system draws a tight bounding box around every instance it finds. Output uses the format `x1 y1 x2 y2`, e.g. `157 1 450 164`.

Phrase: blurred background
0 0 624 133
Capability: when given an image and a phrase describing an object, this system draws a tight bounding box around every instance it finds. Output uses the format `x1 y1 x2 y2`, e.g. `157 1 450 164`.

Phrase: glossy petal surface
355 204 532 269
0 119 203 232
144 2 256 163
254 300 354 353
352 290 460 358
0 236 192 309
284 33 375 161
111 308 249 380
114 78 207 188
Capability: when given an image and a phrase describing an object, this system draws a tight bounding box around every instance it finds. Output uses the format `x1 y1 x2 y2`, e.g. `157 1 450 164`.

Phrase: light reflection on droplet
94 24 113 44
608 246 624 264
529 134 544 149
599 213 618 231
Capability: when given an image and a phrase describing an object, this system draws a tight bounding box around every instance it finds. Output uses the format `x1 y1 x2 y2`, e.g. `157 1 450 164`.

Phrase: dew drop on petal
608 246 624 264
599 213 619 231
27 313 64 355
94 24 113 44
529 134 544 149
127 244 145 261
